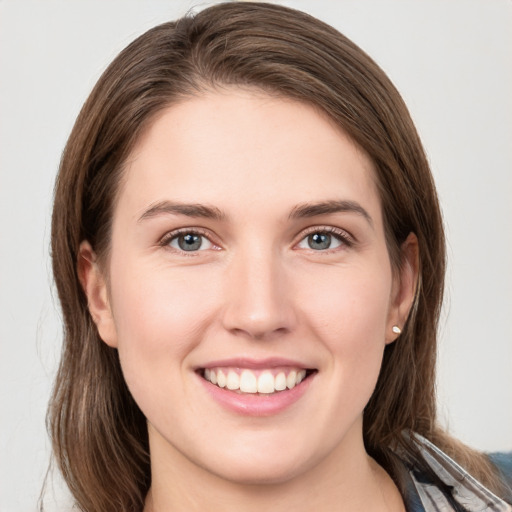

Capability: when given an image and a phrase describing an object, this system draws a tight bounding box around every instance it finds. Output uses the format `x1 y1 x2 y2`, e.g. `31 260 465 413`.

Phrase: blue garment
391 433 512 511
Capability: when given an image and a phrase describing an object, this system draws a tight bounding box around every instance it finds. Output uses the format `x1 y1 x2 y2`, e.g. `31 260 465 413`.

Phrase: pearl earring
392 325 402 335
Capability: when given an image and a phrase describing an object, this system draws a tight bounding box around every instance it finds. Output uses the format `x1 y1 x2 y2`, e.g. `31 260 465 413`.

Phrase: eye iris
308 232 331 250
178 233 202 251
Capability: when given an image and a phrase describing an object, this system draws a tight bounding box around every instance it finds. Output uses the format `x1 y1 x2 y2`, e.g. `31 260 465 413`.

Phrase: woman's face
82 89 416 485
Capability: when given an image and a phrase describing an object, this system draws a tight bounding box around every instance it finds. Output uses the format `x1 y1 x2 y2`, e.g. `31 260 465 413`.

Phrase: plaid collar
392 433 512 512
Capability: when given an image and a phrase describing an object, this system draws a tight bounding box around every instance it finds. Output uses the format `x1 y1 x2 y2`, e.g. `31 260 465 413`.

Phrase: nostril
221 269 298 339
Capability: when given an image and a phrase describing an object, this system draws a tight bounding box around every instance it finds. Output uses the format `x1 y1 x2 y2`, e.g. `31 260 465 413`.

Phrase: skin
80 89 417 511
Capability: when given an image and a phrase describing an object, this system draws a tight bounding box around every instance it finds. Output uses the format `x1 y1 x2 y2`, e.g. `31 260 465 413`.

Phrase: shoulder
488 452 512 503
391 433 512 511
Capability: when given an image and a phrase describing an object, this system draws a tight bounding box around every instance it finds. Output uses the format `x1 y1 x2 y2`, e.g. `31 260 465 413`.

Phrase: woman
48 2 511 511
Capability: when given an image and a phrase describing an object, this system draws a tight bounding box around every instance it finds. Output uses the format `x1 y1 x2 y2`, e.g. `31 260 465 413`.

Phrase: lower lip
198 373 314 416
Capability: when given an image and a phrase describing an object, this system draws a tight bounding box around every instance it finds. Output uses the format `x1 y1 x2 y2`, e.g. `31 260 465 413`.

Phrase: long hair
48 3 500 510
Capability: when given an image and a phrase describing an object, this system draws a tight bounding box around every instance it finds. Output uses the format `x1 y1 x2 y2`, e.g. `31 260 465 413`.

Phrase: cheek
298 263 393 347
107 258 222 392
297 262 392 406
110 258 217 342
106 259 224 430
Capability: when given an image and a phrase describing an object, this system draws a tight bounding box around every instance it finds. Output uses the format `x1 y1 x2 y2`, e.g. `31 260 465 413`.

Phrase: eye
165 231 215 252
296 228 351 251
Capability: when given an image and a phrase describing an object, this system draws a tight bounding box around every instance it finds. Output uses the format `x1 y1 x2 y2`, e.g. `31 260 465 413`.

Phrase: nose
221 247 297 340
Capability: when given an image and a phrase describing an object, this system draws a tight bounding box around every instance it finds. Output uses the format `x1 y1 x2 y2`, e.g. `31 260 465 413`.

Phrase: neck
144 425 404 512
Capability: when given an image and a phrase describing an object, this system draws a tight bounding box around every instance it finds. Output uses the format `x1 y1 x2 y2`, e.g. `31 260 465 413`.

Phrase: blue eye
297 230 346 251
168 232 214 252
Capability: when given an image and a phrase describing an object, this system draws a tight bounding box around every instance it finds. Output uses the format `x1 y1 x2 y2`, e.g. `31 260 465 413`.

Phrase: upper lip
198 357 314 370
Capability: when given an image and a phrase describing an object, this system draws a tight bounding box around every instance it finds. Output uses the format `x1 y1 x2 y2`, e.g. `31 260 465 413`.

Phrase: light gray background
1 1 511 510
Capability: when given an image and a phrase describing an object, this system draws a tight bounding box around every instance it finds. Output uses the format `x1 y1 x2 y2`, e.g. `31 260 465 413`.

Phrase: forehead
118 89 382 224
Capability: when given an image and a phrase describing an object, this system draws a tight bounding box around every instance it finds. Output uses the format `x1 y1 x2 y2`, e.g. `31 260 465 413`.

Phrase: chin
206 455 310 486
190 432 325 486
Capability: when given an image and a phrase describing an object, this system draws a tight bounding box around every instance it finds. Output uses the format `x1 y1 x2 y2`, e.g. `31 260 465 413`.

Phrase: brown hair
48 2 501 511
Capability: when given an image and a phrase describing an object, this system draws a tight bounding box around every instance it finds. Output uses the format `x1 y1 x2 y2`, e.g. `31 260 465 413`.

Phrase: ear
77 241 118 348
386 233 419 344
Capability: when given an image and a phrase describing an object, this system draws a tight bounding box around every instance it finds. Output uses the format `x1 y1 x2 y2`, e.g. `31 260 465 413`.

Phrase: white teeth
217 369 226 388
286 370 297 389
204 367 309 394
275 372 287 391
257 372 275 394
226 371 240 390
240 370 258 393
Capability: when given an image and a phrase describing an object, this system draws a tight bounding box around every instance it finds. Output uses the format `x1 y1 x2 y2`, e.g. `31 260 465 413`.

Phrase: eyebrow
138 198 373 227
288 200 373 227
138 200 225 222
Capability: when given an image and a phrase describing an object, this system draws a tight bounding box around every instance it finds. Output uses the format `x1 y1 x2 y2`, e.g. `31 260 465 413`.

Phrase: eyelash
158 225 354 254
295 226 354 252
159 228 219 255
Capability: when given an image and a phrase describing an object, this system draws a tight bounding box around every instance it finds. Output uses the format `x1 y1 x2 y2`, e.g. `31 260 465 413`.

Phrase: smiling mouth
201 367 316 395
